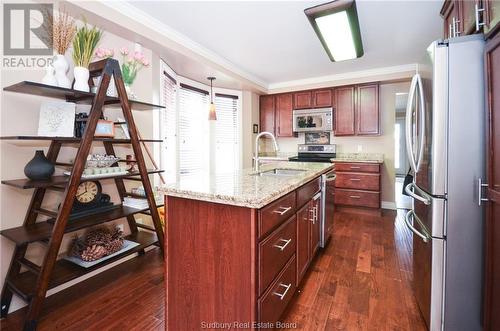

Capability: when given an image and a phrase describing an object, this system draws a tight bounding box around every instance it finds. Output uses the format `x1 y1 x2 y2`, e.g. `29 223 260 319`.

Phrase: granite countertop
158 162 333 209
331 153 384 164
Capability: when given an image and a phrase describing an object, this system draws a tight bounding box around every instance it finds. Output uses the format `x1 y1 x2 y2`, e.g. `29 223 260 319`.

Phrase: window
178 84 209 175
215 94 239 173
161 70 177 180
159 61 241 177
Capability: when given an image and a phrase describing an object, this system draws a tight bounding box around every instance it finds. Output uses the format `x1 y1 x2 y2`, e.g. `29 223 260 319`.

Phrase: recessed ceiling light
305 0 364 62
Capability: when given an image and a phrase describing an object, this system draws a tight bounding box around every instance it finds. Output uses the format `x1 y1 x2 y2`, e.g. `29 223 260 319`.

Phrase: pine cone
81 245 107 261
84 228 112 247
105 238 124 255
70 236 87 257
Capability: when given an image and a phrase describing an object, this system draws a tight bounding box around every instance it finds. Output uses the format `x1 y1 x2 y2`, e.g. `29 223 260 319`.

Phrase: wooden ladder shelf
0 58 165 331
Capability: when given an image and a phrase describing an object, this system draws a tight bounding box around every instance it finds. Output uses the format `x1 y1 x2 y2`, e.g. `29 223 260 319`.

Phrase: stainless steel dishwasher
320 170 335 247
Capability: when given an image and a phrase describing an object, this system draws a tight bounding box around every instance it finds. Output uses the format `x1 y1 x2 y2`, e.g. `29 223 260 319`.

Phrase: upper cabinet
260 95 275 135
441 0 462 38
485 0 500 35
356 84 380 135
312 89 333 108
293 91 313 109
441 0 499 38
334 86 356 136
259 85 378 138
293 89 332 109
276 94 294 137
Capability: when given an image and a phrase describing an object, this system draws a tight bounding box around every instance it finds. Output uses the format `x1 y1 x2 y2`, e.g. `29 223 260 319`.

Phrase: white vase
73 66 90 92
52 54 71 88
41 65 58 86
124 84 137 100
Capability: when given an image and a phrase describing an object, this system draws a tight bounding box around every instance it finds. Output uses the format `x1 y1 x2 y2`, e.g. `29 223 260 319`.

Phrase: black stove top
288 156 333 163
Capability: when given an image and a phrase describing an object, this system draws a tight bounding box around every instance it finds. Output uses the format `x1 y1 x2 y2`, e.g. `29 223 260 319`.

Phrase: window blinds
178 85 209 174
215 94 239 173
161 71 177 177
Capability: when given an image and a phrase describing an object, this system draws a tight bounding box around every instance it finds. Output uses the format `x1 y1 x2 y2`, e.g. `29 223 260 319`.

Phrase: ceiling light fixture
207 76 217 121
304 0 364 62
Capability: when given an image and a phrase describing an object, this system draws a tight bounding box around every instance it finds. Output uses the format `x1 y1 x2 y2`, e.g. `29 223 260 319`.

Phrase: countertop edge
161 165 334 209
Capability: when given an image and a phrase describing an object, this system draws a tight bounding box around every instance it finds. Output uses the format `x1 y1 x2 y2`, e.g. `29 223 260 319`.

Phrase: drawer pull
350 178 361 181
272 206 292 215
273 283 292 300
273 238 292 251
349 195 361 199
350 166 361 169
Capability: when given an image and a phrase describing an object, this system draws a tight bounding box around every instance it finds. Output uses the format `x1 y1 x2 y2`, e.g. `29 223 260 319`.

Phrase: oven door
293 108 332 132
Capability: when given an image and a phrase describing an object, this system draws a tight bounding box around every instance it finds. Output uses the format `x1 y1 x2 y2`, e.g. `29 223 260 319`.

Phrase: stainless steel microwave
292 108 333 132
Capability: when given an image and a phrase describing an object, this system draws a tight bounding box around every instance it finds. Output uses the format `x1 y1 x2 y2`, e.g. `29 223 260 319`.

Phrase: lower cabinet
258 177 323 324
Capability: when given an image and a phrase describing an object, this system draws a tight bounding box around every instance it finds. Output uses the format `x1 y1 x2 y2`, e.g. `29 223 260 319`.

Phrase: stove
288 144 336 163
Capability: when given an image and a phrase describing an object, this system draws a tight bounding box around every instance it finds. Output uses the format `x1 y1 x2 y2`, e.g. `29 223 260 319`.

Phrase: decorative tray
64 170 129 179
63 239 140 268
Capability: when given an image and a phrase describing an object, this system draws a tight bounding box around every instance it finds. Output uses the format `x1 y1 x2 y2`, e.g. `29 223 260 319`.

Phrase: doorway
395 93 412 210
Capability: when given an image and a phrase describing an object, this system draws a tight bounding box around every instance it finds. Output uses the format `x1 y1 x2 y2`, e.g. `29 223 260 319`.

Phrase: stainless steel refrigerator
404 35 485 331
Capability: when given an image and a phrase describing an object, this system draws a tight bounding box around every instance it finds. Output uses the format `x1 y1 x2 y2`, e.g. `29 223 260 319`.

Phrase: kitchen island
159 162 334 330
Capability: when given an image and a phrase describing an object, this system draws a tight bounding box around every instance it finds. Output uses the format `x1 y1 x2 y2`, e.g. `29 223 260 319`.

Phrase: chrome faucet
254 131 279 172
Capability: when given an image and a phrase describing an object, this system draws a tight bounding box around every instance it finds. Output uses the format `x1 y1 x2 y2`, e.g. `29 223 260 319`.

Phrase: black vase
24 150 55 180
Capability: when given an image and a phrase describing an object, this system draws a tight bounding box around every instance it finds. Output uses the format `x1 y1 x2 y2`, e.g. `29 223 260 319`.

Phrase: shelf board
3 81 165 110
8 231 158 298
0 205 159 245
1 169 164 189
0 136 162 143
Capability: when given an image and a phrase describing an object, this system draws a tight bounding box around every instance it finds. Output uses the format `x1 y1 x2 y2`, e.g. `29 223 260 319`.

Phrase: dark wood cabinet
485 0 500 35
259 95 275 135
356 84 380 135
334 162 381 211
334 86 356 136
442 0 462 38
461 0 480 34
312 89 333 108
276 93 294 137
296 202 311 284
293 91 313 109
484 31 500 331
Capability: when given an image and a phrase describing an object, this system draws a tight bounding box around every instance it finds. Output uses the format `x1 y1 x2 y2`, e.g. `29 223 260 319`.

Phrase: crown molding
67 0 268 92
267 63 418 93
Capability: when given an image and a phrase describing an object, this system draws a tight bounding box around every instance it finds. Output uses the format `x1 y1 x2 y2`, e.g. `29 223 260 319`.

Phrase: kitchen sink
253 168 307 177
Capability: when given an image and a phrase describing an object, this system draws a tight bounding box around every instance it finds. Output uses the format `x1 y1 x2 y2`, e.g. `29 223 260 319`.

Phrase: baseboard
381 201 397 210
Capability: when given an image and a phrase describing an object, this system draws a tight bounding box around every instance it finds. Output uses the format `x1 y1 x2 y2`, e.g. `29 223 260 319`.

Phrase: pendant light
207 77 217 121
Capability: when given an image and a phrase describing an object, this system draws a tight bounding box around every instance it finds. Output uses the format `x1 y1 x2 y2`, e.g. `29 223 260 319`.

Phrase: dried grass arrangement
42 9 77 55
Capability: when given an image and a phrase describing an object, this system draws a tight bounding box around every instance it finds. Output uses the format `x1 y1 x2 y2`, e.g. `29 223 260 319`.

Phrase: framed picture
95 120 115 138
38 101 76 137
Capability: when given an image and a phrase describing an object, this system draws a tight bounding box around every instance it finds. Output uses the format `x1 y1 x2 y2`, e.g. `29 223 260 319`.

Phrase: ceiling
127 0 443 86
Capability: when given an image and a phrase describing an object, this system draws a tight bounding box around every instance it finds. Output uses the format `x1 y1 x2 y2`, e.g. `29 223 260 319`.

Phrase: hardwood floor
0 210 426 331
282 209 426 331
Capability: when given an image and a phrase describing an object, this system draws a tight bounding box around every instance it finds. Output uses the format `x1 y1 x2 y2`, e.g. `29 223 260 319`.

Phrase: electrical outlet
357 145 363 152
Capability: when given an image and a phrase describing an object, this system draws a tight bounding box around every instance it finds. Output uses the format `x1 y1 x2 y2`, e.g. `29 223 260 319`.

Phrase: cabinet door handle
475 3 485 31
273 283 292 300
449 23 453 38
272 206 292 215
273 238 292 251
309 208 315 223
350 166 361 169
453 17 461 36
478 178 489 206
349 195 361 199
350 178 361 181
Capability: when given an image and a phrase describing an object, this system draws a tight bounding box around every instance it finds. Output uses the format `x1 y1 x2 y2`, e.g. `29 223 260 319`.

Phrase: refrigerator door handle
406 74 419 172
404 210 430 243
405 182 431 205
415 74 426 172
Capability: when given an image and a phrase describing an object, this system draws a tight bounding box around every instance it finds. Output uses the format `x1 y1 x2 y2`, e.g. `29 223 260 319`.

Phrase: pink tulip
142 58 149 66
120 47 129 55
105 49 114 57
